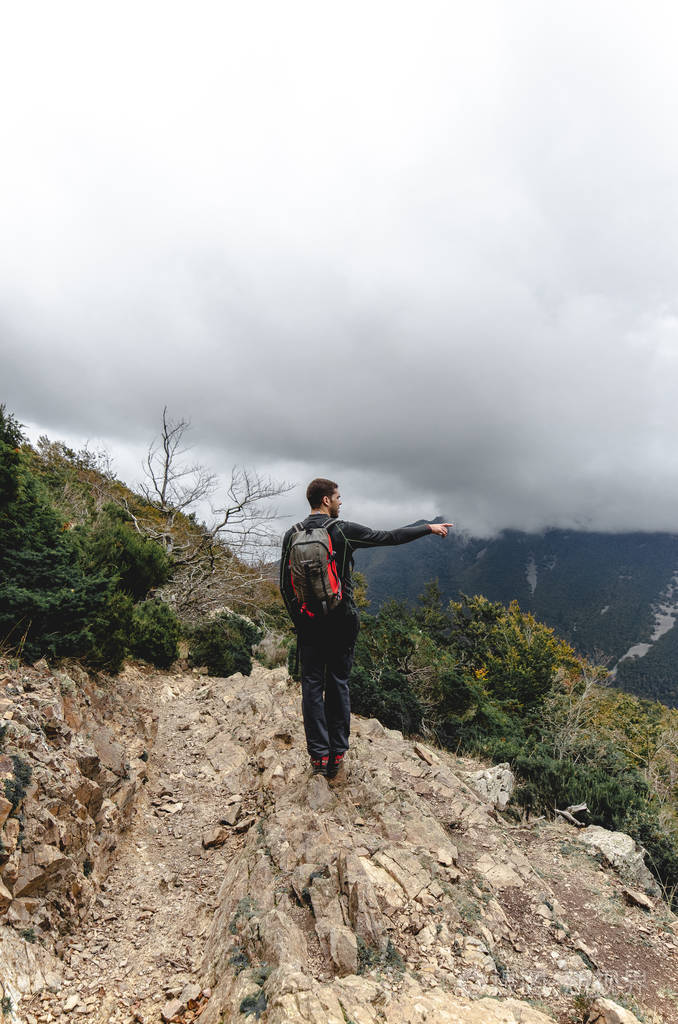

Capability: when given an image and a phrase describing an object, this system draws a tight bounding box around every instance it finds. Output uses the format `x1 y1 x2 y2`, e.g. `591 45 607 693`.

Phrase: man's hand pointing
427 522 455 537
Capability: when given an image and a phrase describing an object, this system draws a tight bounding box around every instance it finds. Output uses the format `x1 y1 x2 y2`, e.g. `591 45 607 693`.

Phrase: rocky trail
2 659 678 1024
31 668 254 1023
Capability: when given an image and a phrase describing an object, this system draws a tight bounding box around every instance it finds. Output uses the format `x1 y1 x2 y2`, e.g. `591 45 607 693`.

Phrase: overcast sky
3 1 678 538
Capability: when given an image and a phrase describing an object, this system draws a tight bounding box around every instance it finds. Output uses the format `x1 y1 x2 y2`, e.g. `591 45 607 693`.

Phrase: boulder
161 997 183 1021
221 800 242 826
14 845 75 897
578 826 661 894
474 852 524 889
338 852 389 950
413 742 439 765
315 919 358 976
73 777 104 818
306 775 337 811
256 908 308 970
90 725 127 777
587 997 644 1024
309 872 344 926
357 717 386 739
373 847 429 900
466 762 515 810
203 826 229 849
6 898 32 925
76 748 100 779
622 886 653 911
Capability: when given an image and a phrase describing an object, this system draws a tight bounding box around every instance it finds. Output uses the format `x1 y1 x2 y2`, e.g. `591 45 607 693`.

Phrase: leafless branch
540 664 602 763
126 409 292 617
139 407 217 516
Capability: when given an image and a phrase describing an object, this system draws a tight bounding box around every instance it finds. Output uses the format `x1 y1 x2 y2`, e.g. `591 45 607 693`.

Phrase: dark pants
299 611 359 760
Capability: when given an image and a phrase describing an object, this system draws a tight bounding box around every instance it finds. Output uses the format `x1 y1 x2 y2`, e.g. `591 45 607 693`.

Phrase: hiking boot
327 752 346 784
309 754 329 777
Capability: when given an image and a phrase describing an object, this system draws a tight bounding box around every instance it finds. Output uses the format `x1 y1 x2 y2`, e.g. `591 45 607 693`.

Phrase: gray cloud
4 2 678 537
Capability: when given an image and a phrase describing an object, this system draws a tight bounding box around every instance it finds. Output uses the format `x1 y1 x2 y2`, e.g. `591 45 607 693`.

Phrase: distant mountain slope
355 527 678 707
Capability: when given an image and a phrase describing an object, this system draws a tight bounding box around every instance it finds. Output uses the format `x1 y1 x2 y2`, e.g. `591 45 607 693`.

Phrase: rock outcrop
577 826 661 895
465 762 515 811
193 667 677 1024
0 657 155 1007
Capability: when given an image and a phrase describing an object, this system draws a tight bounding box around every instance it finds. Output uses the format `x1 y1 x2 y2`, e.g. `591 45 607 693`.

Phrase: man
280 477 453 782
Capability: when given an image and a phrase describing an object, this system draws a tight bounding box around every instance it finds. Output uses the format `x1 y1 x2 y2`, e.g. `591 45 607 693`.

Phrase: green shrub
4 754 33 812
239 991 267 1019
356 937 405 975
0 471 113 662
84 504 171 600
0 411 113 663
449 595 577 709
85 591 133 674
349 666 424 733
130 599 181 668
0 410 174 672
356 604 416 677
189 612 261 677
624 807 678 909
228 945 251 974
0 404 24 509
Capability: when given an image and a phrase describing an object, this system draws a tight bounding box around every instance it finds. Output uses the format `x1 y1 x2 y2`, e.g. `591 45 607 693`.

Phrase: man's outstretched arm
335 520 454 550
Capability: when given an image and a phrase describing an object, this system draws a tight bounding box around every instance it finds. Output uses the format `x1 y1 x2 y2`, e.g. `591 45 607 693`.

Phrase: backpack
288 517 343 617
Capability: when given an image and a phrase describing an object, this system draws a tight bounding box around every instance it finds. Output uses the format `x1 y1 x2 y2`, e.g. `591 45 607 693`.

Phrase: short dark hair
306 477 338 509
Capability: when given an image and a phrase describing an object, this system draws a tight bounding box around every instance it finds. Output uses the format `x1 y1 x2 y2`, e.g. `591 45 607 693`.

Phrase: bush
188 612 261 677
449 595 577 709
130 599 181 668
4 754 33 812
625 807 678 909
0 404 24 509
0 413 113 663
349 666 424 734
84 504 171 600
481 736 648 828
85 591 133 674
254 631 289 669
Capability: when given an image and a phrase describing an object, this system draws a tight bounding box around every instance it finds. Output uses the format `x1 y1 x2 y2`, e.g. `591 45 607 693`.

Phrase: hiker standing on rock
279 478 453 782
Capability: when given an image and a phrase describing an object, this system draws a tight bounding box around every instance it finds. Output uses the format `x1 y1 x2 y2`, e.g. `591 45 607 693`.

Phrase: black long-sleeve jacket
279 513 430 623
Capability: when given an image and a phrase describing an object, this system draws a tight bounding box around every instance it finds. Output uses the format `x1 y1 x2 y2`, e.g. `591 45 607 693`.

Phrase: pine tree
0 407 112 661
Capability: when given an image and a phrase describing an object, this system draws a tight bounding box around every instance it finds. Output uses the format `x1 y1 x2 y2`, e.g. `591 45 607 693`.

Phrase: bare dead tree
135 407 217 555
122 409 292 618
208 465 291 559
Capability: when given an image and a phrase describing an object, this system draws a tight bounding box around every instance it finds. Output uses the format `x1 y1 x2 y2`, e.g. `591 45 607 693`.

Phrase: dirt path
27 670 253 1024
